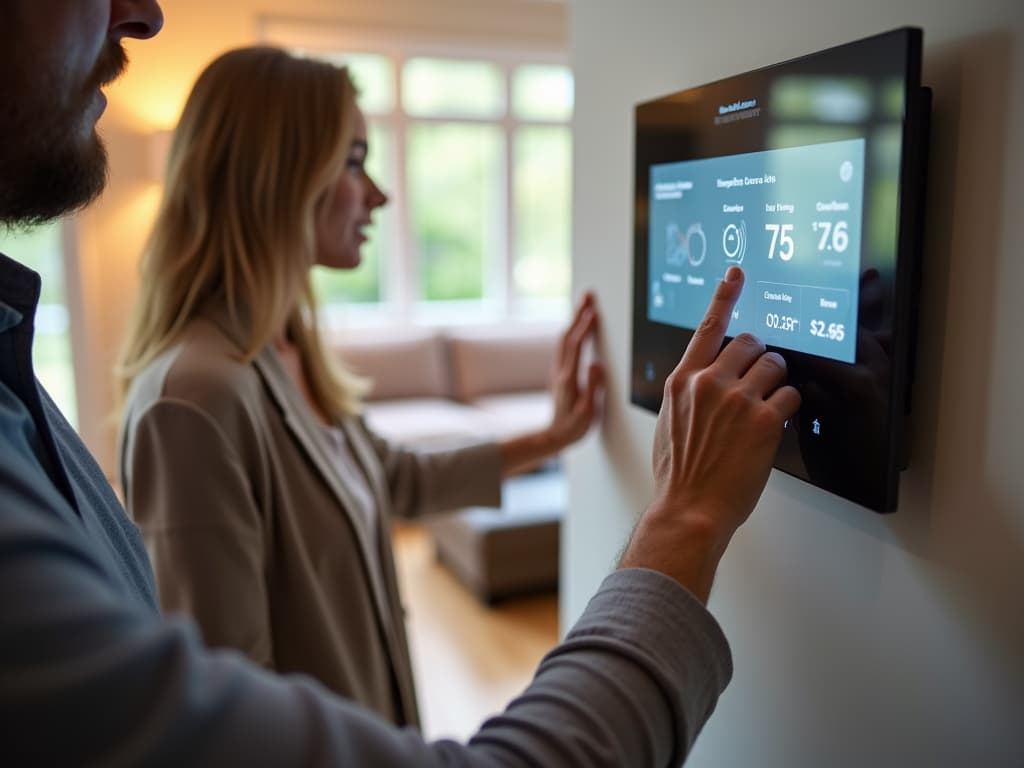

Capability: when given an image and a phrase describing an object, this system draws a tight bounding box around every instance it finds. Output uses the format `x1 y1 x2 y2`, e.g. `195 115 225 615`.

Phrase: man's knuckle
665 370 686 397
690 369 718 398
696 313 723 335
733 332 764 351
721 385 748 410
753 404 782 431
759 351 786 373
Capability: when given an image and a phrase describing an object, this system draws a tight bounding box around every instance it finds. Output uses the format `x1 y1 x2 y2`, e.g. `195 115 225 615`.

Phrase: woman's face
314 108 388 270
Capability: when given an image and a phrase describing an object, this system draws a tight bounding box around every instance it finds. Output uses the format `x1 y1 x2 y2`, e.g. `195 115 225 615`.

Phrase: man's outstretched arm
1 266 795 767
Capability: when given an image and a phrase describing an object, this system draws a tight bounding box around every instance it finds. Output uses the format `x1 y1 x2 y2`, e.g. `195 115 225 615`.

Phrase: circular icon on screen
839 160 854 182
722 220 747 264
685 223 706 266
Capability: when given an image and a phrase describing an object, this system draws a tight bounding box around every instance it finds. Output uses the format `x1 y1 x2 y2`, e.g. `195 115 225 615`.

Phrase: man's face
0 1 163 227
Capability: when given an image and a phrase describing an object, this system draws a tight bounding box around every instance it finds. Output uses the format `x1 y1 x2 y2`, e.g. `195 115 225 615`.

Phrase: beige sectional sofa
327 324 558 451
325 324 565 602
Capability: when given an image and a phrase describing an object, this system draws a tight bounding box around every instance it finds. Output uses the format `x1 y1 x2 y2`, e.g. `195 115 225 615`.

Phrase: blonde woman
116 46 602 729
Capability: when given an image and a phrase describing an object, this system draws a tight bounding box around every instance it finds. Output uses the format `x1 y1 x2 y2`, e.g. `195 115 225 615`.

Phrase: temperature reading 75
765 223 794 261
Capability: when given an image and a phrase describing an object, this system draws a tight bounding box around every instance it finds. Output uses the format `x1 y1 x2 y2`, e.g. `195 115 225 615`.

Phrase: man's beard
0 133 109 229
0 43 126 228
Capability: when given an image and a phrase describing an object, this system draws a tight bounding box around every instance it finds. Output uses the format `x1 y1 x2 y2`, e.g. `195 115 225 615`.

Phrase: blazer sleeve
125 397 274 668
359 419 504 520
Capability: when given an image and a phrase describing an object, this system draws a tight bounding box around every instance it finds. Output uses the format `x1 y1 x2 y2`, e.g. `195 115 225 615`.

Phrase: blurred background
0 0 573 474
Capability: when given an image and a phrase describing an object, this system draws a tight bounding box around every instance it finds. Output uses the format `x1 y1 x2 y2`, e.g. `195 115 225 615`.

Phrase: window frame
260 19 573 329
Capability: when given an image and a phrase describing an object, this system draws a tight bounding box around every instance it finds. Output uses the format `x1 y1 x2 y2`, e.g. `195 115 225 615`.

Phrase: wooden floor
391 522 560 742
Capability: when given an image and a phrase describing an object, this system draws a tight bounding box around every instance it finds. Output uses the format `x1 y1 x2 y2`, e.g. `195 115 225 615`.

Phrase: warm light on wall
147 129 173 183
109 183 163 269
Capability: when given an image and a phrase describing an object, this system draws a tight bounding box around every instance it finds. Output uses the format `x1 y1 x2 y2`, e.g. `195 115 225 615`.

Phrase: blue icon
722 221 747 264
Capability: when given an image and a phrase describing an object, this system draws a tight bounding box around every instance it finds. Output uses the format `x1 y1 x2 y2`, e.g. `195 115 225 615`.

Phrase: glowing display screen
648 139 865 363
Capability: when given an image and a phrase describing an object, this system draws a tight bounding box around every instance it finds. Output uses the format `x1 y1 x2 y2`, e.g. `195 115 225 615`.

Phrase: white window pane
403 58 505 118
408 123 504 301
514 127 571 301
313 122 394 305
513 65 574 121
0 223 77 427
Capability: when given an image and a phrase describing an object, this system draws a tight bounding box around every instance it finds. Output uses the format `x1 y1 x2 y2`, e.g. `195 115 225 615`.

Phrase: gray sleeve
2 434 731 766
454 568 733 766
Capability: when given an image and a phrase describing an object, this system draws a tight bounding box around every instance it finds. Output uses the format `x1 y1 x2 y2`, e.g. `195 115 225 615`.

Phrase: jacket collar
0 252 80 509
0 300 22 334
0 251 40 327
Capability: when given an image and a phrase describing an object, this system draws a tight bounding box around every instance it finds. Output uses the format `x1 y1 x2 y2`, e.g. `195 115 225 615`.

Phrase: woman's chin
315 252 362 270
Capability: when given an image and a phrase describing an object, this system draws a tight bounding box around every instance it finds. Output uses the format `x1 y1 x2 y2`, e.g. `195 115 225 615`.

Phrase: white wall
565 1 1023 765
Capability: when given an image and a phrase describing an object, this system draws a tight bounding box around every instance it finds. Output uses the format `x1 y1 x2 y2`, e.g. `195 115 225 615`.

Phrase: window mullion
393 55 415 324
502 63 516 319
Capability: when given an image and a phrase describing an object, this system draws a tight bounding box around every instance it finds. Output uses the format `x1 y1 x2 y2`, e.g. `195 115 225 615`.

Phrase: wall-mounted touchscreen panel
631 27 930 512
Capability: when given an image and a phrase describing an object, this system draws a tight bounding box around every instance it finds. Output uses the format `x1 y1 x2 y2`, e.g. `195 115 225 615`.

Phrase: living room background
58 0 571 476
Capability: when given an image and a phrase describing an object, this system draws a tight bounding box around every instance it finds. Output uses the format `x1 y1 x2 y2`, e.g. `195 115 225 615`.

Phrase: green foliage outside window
513 64 574 121
409 123 502 301
0 223 77 427
515 126 571 299
403 58 505 118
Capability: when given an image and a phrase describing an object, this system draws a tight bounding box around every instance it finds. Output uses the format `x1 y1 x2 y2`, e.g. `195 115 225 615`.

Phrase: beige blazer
119 312 502 727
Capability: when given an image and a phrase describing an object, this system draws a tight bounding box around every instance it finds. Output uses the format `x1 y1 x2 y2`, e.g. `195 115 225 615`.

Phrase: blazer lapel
338 417 422 726
251 346 400 646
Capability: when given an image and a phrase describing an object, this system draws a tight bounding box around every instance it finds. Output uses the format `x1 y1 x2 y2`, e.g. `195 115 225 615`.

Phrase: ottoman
427 469 567 603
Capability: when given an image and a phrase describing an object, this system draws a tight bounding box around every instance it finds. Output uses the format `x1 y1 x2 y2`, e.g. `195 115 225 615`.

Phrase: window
286 40 574 326
0 223 79 427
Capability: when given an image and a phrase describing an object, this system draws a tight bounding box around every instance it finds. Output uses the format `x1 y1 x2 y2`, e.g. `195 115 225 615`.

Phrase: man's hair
117 46 367 417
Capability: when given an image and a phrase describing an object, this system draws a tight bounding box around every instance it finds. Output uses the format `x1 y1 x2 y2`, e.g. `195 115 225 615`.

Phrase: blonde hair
117 46 367 418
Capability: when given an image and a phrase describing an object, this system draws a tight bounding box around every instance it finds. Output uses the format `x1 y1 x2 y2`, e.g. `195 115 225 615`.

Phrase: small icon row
783 417 823 436
666 222 707 267
667 221 747 266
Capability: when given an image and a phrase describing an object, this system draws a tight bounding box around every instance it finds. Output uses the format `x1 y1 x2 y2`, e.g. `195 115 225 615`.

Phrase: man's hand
620 266 800 602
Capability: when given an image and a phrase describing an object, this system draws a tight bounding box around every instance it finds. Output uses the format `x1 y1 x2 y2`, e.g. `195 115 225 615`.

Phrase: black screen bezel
630 27 928 512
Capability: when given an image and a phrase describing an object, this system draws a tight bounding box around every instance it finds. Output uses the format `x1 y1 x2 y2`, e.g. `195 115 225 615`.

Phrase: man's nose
109 0 165 42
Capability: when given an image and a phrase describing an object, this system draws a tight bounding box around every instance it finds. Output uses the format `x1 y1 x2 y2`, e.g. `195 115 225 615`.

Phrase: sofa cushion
472 391 553 440
328 328 450 402
364 397 493 450
447 326 559 403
